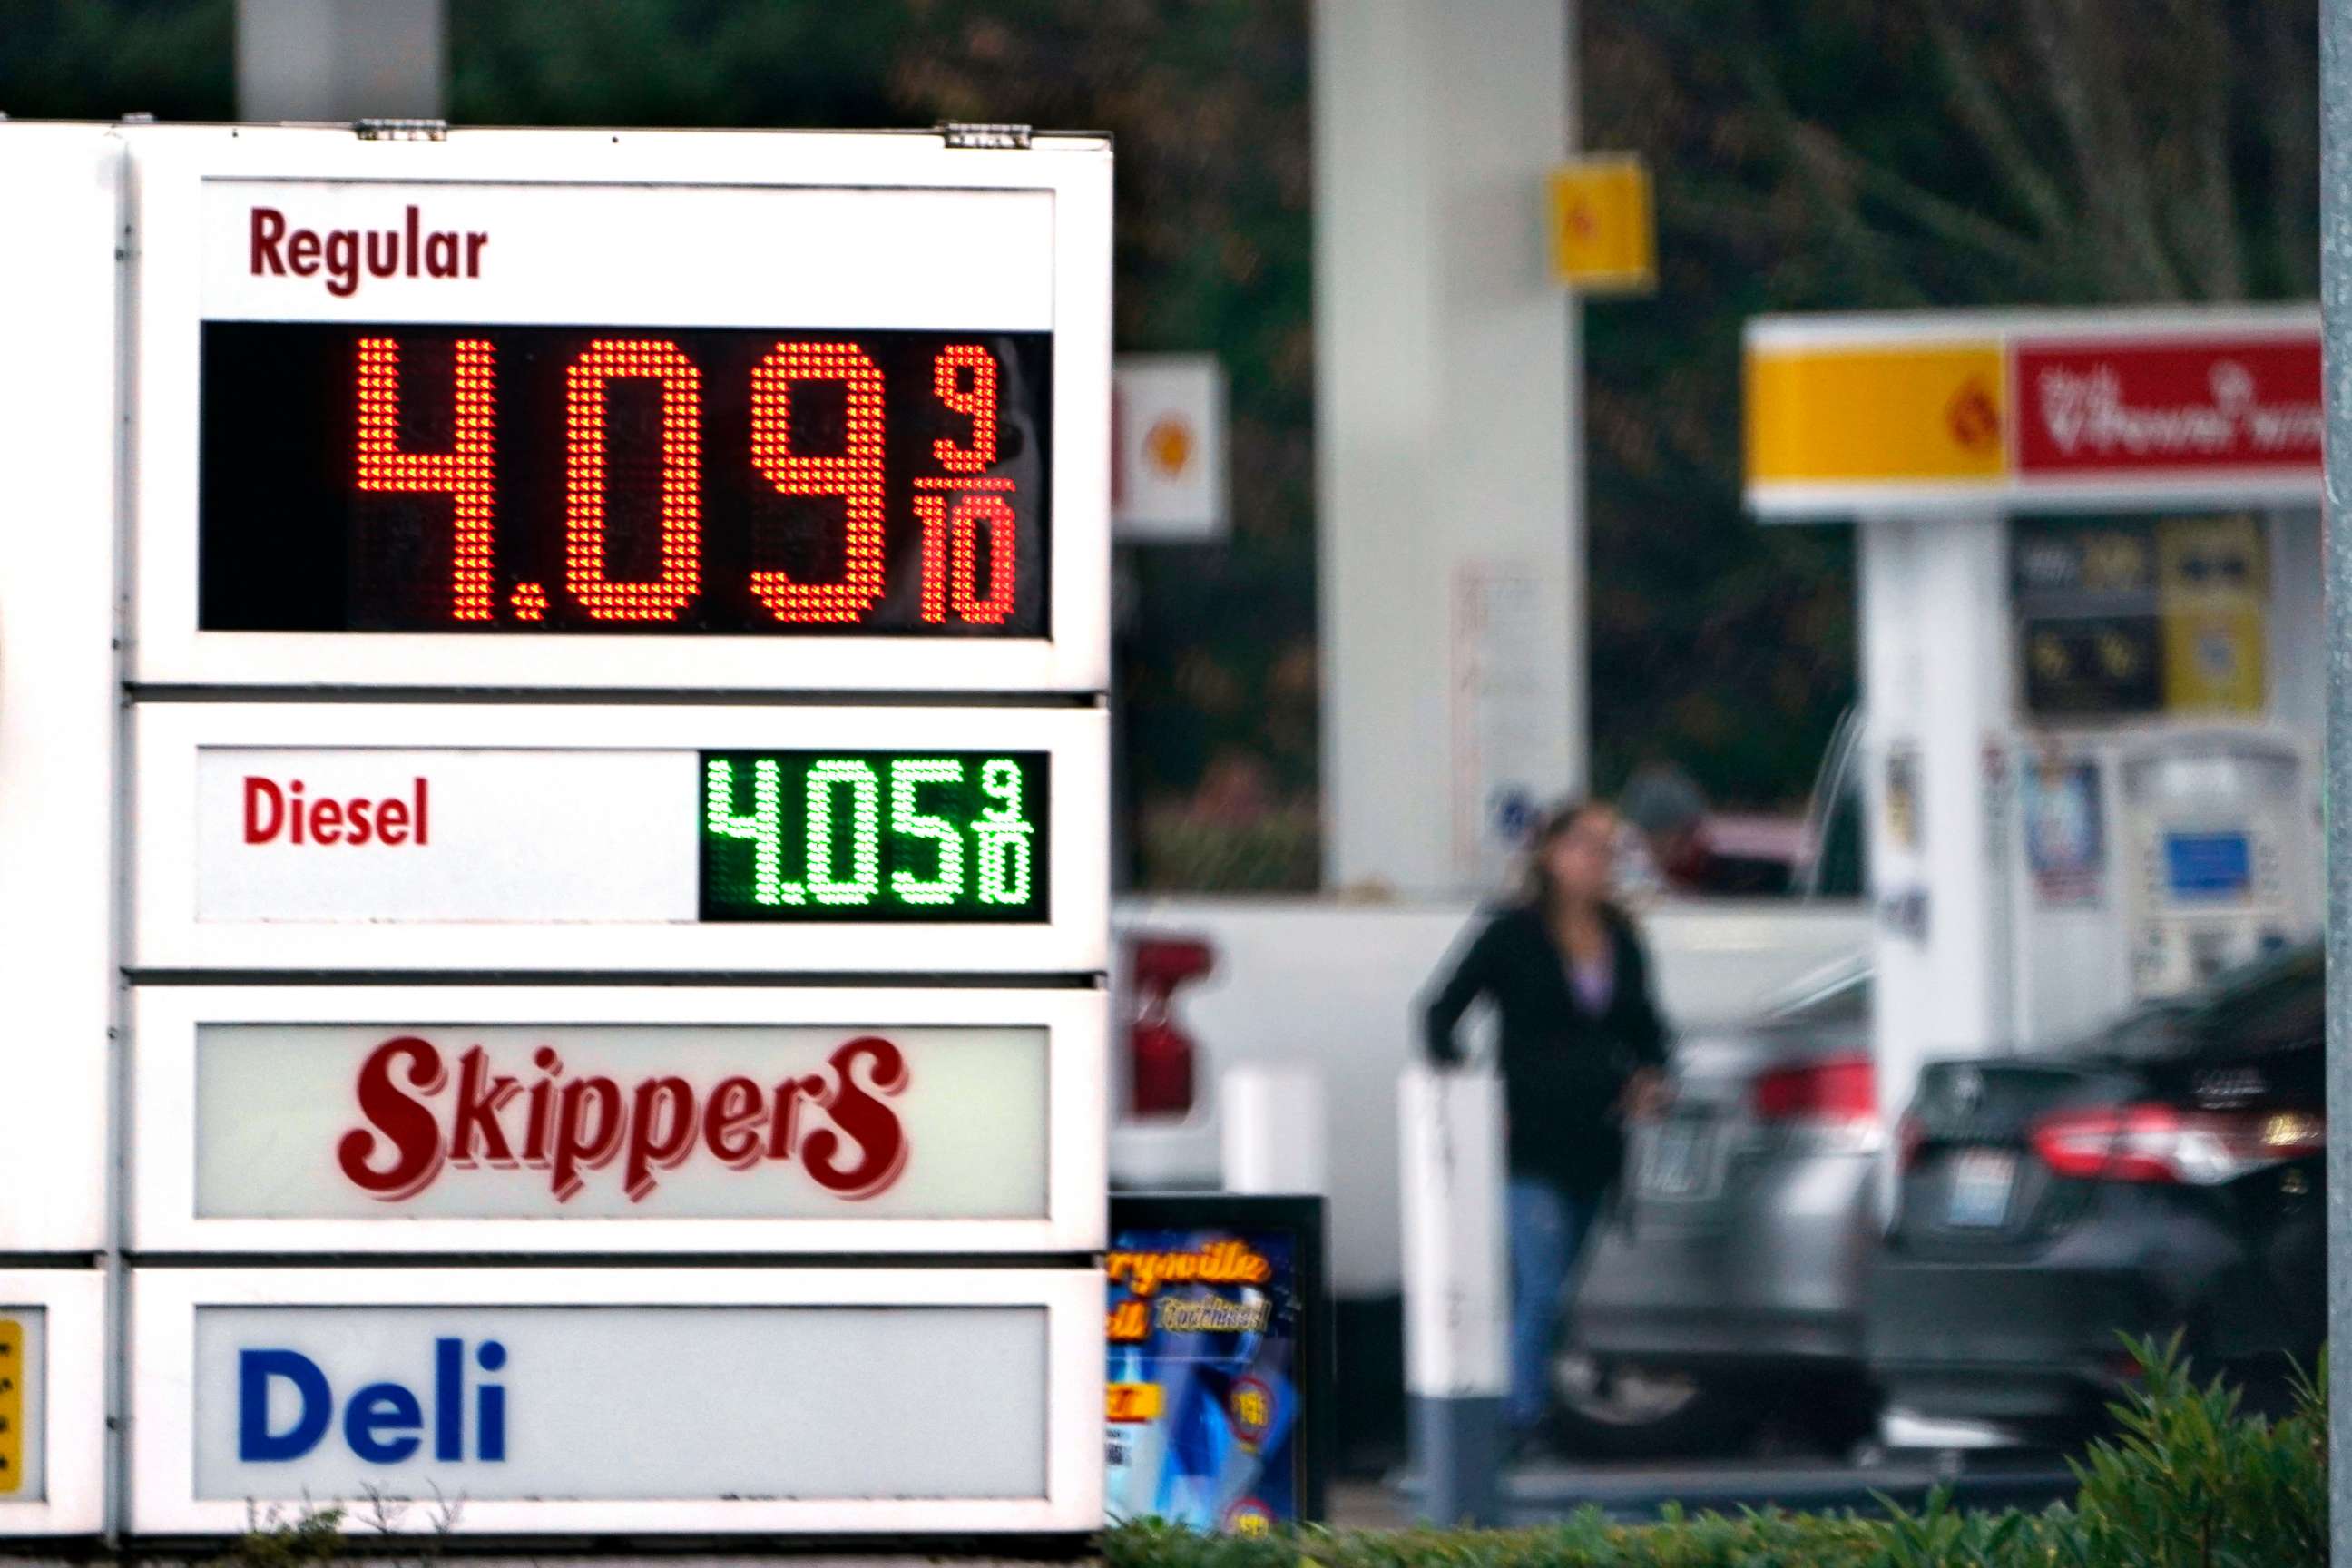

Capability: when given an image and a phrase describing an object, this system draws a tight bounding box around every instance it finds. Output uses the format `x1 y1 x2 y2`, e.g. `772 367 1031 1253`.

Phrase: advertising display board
127 130 1111 693
132 985 1103 1253
1104 1195 1328 1534
0 1271 106 1535
132 702 1107 975
130 1268 1102 1535
0 118 1112 1543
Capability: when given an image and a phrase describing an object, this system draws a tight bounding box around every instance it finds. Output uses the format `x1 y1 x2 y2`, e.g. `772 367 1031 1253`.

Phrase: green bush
1104 1337 2327 1568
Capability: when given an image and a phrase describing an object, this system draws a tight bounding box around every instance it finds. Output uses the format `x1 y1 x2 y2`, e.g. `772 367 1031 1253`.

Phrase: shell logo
1945 377 2002 451
1143 414 1195 479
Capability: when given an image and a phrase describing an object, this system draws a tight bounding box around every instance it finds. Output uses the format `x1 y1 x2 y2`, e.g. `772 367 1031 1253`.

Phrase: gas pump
1744 305 2327 1118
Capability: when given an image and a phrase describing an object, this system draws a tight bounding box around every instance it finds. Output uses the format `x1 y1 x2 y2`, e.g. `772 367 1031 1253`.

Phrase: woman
1421 799 1670 1448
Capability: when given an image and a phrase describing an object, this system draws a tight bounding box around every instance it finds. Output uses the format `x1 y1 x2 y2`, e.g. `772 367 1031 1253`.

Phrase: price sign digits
700 750 1049 924
198 323 1052 638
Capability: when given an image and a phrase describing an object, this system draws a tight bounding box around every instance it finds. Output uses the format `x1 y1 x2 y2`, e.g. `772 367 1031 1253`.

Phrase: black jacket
1421 903 1670 1195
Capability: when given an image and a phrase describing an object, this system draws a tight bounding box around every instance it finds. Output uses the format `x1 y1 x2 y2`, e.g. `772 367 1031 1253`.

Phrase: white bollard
1220 1065 1329 1194
1398 1064 1509 1525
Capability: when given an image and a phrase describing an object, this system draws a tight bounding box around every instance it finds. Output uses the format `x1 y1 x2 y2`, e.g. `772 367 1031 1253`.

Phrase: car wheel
1793 1376 1883 1456
1549 1353 1750 1459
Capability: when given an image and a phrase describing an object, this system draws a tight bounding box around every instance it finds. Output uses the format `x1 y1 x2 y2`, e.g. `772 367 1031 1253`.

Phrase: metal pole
2323 0 2352 1561
1399 1066 1509 1526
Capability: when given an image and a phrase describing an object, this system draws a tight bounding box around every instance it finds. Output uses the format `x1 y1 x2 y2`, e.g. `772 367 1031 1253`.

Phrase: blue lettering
343 1382 423 1464
239 1349 331 1462
476 1340 508 1461
236 1338 507 1465
434 1338 463 1461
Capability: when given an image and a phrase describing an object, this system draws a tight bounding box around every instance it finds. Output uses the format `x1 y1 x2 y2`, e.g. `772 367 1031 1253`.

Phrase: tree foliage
1580 0 2318 808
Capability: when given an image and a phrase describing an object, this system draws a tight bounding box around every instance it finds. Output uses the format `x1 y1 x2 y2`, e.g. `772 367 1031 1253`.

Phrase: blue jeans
1506 1178 1594 1433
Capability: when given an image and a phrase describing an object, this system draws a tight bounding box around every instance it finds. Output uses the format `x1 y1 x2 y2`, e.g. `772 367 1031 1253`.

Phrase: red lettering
324 230 360 298
310 797 343 844
345 798 374 847
704 1076 764 1168
448 1045 521 1168
416 777 430 844
466 232 488 274
243 777 284 843
564 341 702 621
749 342 887 622
551 1075 623 1202
803 1036 911 1200
287 228 321 276
338 1036 448 1200
524 1048 559 1166
331 1038 916 1206
356 339 498 622
377 798 409 844
623 1077 698 1200
250 208 288 275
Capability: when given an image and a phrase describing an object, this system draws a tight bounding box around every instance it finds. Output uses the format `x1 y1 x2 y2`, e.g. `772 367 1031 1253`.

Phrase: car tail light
1128 936 1214 1119
2030 1103 2325 1186
1750 1056 1880 1152
1753 1056 1877 1123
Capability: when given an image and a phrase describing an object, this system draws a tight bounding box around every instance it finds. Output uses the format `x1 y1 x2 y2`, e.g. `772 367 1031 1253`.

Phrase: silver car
1558 956 1882 1456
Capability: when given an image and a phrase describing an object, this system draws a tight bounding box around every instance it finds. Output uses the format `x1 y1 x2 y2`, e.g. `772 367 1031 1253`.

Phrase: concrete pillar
1858 514 2014 1177
237 0 444 122
1313 0 1581 896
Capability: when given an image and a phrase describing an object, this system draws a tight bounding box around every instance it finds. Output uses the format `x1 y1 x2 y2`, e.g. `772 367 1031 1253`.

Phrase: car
1559 954 1882 1457
1867 944 2325 1439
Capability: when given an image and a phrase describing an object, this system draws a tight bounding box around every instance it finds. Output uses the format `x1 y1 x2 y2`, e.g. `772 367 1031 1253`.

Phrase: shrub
1103 1336 2327 1568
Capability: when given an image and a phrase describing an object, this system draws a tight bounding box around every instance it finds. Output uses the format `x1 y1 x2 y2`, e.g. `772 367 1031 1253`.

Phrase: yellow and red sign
1548 156 1655 293
1745 309 2322 517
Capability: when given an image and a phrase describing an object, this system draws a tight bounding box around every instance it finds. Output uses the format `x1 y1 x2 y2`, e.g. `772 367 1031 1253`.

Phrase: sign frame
0 1270 106 1536
128 1266 1103 1537
131 701 1108 975
124 124 1112 694
130 984 1105 1254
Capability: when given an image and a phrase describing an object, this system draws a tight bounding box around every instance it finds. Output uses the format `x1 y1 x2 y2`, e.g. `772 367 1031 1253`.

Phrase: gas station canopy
1745 306 2322 520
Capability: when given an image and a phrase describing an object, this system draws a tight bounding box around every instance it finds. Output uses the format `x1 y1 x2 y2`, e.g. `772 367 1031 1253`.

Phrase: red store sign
2014 336 2323 477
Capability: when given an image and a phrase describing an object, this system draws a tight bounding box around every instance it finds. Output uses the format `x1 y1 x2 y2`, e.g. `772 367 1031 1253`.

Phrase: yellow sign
1547 157 1654 291
0 1318 20 1494
1106 1380 1165 1424
1746 338 2007 494
2157 514 2266 713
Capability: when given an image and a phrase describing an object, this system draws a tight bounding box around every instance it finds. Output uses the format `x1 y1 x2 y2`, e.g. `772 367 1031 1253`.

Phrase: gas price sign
701 750 1047 922
201 326 1049 636
132 701 1106 975
128 138 1111 691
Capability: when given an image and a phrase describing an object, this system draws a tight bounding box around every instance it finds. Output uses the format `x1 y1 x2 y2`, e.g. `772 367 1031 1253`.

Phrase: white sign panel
131 1269 1102 1535
0 1272 105 1535
132 985 1105 1253
1112 354 1228 542
128 125 1111 694
132 702 1109 975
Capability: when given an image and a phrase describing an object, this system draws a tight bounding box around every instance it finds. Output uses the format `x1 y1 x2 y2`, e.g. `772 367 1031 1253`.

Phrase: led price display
701 750 1048 923
200 324 1051 635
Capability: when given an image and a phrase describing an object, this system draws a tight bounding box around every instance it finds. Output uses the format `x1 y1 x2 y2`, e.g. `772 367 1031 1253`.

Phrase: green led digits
975 758 1034 906
890 759 965 905
700 750 1049 923
805 760 882 905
